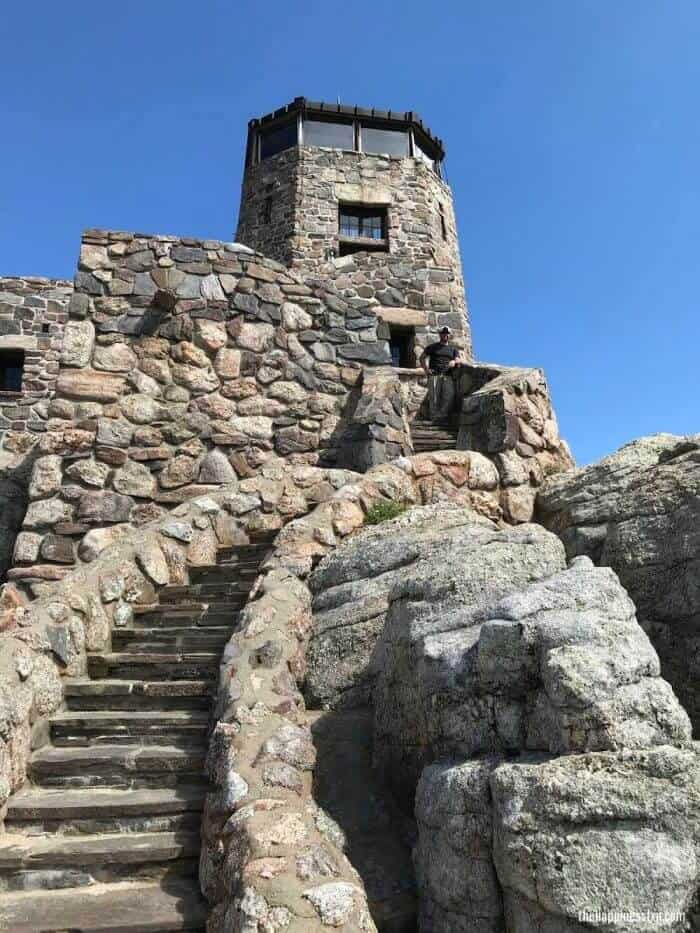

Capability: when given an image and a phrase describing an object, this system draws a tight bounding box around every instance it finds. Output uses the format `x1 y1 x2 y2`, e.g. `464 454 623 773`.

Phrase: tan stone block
56 368 125 402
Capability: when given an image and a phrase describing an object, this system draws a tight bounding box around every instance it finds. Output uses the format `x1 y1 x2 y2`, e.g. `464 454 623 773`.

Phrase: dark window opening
259 119 297 160
389 326 416 368
0 349 24 392
439 203 448 241
41 322 50 333
261 196 273 224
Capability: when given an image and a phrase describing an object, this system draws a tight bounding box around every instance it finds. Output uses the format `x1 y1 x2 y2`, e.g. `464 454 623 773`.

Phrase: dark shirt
424 341 458 374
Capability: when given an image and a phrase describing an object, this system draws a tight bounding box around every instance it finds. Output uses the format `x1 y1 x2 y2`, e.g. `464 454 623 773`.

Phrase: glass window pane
339 213 360 237
415 140 435 171
361 126 409 157
304 119 354 150
361 215 383 238
259 120 297 160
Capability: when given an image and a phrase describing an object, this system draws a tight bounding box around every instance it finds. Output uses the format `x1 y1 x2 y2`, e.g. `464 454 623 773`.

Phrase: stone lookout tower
236 96 472 363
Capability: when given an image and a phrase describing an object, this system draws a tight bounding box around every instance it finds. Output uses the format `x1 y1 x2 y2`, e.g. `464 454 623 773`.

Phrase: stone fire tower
235 97 472 363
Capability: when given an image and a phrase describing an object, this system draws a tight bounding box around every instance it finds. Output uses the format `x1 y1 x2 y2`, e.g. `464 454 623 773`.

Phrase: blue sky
2 0 698 464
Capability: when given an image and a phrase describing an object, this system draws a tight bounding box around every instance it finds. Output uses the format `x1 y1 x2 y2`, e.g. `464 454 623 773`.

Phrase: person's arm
419 347 431 373
448 347 461 368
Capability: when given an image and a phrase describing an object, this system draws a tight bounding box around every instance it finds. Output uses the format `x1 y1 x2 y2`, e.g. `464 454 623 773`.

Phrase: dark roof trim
248 96 445 160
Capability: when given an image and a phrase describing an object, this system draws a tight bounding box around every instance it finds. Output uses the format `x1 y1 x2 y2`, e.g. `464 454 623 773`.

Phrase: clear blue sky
2 1 698 465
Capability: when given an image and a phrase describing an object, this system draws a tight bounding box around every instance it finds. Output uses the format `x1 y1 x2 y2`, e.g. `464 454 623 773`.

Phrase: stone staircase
0 534 275 932
409 417 459 453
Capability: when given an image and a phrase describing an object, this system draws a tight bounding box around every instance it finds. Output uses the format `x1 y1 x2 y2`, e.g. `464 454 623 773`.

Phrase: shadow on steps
309 708 418 933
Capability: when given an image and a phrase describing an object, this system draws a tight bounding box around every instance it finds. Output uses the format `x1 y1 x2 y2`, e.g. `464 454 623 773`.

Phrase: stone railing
201 450 505 930
0 459 359 814
334 367 414 471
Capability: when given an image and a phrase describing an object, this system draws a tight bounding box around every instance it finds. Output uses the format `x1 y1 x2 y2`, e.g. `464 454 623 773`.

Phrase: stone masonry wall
0 276 72 455
236 146 472 358
8 229 399 595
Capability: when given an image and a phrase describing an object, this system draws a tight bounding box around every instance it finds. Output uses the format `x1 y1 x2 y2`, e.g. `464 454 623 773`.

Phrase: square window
338 205 388 244
0 349 24 392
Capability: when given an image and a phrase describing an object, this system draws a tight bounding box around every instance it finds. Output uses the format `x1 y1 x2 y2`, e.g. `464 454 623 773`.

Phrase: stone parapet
7 229 402 592
0 276 72 455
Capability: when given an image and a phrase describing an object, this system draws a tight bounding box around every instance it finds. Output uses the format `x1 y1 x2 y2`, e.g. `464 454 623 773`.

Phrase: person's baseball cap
440 326 451 334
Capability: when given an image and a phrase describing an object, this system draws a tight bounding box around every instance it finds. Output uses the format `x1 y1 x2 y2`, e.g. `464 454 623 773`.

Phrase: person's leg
428 374 439 420
433 374 454 420
440 372 457 419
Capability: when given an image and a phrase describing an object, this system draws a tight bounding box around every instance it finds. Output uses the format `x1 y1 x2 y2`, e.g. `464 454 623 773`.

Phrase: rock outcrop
306 496 499 711
309 503 696 931
537 432 700 730
416 745 700 933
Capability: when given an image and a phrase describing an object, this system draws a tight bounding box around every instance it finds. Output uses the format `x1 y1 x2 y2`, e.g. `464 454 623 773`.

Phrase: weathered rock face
306 495 503 711
375 542 690 804
416 746 700 933
537 433 700 731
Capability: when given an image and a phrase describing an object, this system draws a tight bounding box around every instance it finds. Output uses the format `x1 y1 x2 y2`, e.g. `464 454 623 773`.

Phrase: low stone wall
201 452 504 930
0 276 72 455
335 367 413 471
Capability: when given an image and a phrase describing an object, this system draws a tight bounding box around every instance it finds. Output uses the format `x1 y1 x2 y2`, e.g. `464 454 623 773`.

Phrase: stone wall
8 229 402 595
0 276 72 455
236 146 472 358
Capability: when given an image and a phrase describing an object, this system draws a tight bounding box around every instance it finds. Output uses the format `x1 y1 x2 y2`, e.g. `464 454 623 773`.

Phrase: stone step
131 606 240 628
64 680 213 712
159 583 253 602
190 562 260 579
30 744 206 789
0 830 200 892
0 878 207 931
50 710 210 747
5 786 205 836
113 628 230 651
218 543 273 559
88 653 220 682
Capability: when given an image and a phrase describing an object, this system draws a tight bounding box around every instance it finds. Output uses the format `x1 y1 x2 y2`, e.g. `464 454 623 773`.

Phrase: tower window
303 118 354 150
261 197 272 224
259 119 297 160
438 204 448 241
360 126 409 157
338 205 388 256
0 349 25 392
